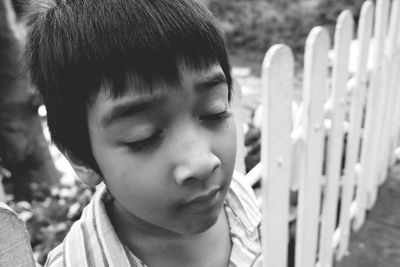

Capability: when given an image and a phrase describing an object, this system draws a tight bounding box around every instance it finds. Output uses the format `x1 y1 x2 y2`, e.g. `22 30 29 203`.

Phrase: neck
106 200 231 266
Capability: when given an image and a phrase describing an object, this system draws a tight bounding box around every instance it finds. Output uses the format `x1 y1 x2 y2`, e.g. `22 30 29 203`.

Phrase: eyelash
200 110 232 121
126 130 164 152
126 111 232 152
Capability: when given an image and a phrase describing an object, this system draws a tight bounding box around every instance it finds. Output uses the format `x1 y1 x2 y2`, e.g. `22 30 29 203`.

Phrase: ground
335 163 400 267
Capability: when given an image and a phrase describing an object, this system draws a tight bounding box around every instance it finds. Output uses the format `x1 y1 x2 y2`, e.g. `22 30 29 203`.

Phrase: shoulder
45 243 65 267
226 171 261 231
44 183 144 267
228 171 261 214
229 171 259 203
44 184 102 267
44 217 90 267
225 172 263 265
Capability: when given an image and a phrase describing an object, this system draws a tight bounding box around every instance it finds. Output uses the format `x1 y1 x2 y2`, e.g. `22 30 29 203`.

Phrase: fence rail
234 0 400 266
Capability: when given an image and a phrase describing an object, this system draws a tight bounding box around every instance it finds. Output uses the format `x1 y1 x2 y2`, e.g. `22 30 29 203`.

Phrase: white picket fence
234 0 400 266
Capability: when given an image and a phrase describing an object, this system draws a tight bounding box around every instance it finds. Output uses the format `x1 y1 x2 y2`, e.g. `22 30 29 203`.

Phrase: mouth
182 188 221 212
189 188 220 203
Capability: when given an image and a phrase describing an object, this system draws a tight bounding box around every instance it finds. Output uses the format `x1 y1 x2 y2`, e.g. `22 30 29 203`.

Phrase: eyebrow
100 71 227 127
101 95 165 127
194 72 227 91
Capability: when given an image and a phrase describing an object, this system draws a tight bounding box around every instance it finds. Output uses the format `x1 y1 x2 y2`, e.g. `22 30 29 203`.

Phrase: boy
25 0 262 266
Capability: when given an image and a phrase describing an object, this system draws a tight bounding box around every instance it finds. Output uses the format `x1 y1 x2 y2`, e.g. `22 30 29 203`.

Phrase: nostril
173 154 221 185
211 154 221 171
173 166 191 185
211 163 219 174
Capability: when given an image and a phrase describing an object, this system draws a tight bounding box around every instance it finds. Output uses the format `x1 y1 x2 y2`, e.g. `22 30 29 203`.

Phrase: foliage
209 0 311 57
7 180 95 265
316 0 366 30
208 0 367 70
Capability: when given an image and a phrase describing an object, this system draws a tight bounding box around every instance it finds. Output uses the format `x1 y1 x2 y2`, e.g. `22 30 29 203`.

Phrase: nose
173 147 221 186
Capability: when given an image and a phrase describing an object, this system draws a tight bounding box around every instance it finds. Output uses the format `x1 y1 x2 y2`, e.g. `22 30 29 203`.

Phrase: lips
189 188 219 203
182 188 221 212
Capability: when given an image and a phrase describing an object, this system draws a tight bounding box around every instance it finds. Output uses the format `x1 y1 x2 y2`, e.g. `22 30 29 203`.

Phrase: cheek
101 154 165 193
229 120 237 151
93 145 165 195
100 154 173 214
216 120 237 169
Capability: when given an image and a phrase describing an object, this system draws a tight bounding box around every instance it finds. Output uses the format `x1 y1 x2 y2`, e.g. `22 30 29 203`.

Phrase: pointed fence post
336 1 374 260
0 177 6 202
365 0 390 209
295 26 330 267
354 0 390 229
389 1 400 159
261 44 293 267
318 10 353 267
379 0 400 183
391 3 400 152
232 79 246 175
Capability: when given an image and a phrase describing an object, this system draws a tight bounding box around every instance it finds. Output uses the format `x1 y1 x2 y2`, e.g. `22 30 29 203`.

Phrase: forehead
100 63 225 100
89 64 227 127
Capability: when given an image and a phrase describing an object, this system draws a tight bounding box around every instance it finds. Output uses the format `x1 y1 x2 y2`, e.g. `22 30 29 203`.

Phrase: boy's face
87 64 236 236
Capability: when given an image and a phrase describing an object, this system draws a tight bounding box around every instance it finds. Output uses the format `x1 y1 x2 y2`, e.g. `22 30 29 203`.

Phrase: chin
183 204 223 235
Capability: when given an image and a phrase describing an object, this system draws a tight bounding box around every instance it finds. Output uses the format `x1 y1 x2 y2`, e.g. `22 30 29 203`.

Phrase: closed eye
200 110 232 121
126 130 164 152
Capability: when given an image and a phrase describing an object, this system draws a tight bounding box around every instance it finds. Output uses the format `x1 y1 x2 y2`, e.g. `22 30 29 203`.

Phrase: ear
65 153 103 186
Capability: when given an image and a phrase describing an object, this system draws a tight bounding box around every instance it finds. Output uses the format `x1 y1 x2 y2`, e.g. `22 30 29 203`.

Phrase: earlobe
65 154 103 186
72 164 103 186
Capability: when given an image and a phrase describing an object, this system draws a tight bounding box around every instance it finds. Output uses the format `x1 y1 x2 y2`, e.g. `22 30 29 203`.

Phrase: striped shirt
45 173 262 267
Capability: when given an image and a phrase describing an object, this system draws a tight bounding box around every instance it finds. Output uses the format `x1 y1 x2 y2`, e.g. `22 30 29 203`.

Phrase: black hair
25 0 232 171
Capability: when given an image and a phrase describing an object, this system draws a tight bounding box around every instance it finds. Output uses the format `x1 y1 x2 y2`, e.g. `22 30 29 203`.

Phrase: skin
86 64 236 266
